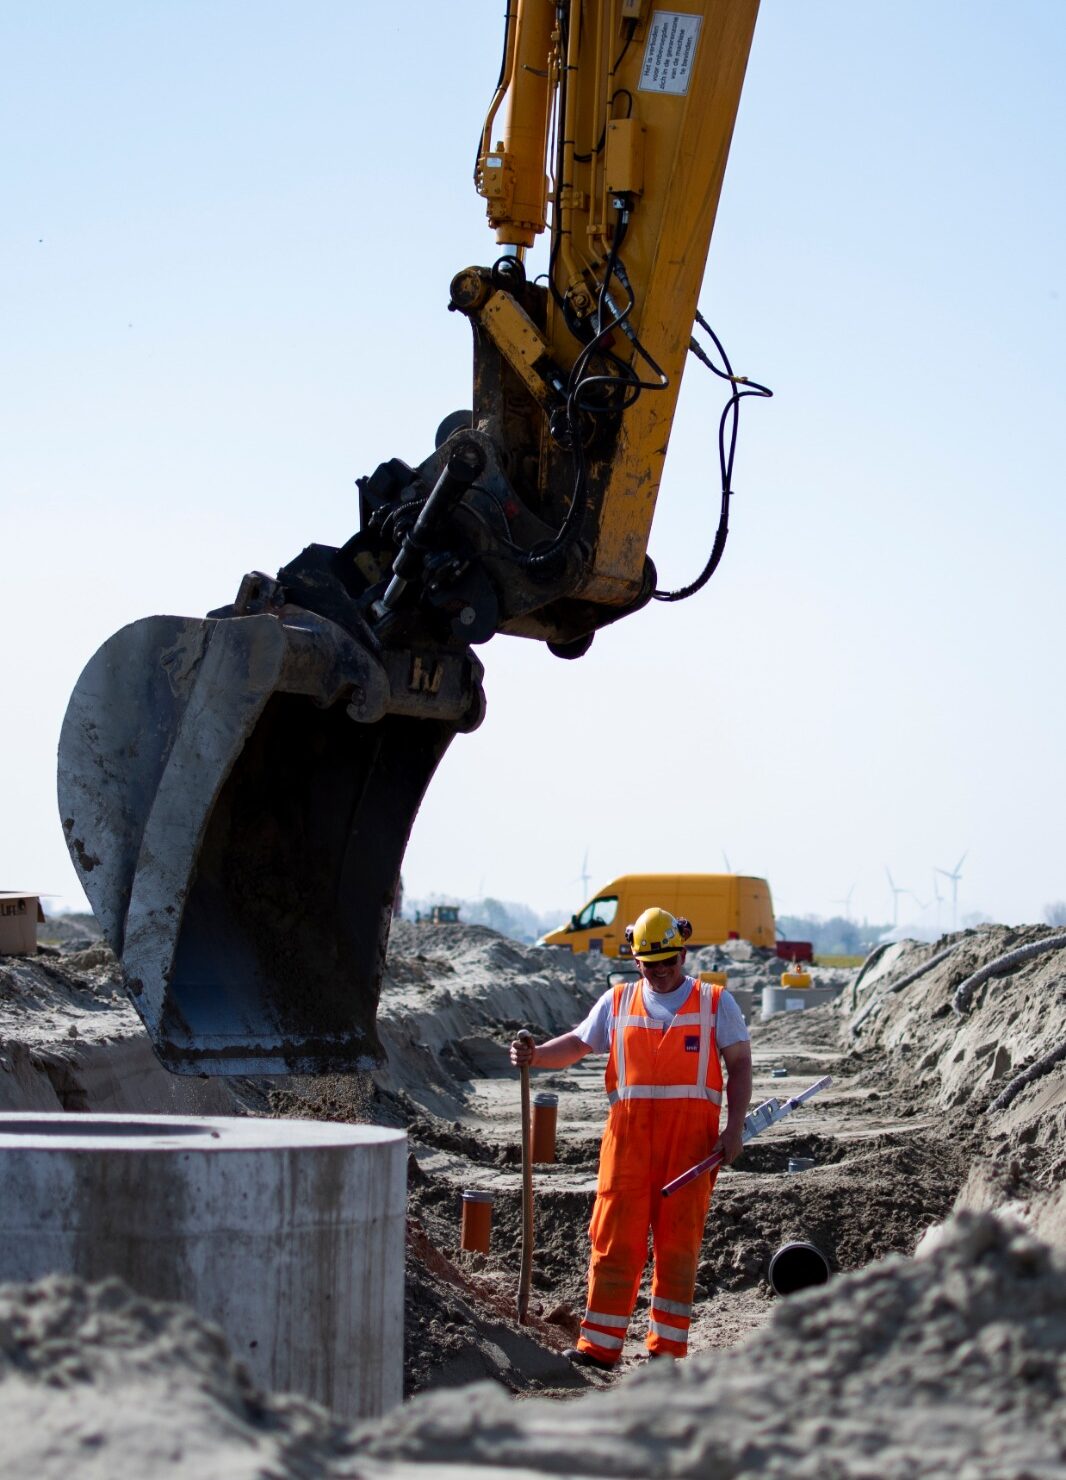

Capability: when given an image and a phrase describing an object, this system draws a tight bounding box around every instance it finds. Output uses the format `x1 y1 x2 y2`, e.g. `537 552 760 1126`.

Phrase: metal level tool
661 1075 833 1197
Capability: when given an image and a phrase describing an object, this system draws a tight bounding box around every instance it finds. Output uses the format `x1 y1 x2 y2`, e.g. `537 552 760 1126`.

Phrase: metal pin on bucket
531 1092 559 1164
460 1189 495 1253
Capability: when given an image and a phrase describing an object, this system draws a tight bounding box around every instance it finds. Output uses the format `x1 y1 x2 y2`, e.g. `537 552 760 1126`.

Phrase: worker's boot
563 1346 615 1371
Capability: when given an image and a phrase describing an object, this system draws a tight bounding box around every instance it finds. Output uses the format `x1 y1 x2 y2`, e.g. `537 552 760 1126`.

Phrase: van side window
573 896 618 930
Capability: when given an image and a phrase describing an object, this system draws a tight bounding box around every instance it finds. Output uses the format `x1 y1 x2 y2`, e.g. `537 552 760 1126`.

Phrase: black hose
653 315 771 603
850 940 963 1033
989 1036 1066 1112
953 934 1066 1016
849 941 894 1009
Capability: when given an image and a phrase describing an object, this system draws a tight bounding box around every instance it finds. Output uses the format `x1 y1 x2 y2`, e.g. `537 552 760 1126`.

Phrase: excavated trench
382 1082 971 1389
265 927 979 1394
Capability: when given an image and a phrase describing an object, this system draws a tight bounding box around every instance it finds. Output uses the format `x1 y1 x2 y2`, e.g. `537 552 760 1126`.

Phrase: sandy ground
1 917 1065 1475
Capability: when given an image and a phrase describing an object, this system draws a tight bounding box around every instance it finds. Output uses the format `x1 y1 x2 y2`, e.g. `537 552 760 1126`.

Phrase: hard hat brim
633 948 684 962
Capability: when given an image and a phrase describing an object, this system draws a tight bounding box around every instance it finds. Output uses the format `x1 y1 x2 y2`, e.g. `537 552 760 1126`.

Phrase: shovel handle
516 1030 534 1323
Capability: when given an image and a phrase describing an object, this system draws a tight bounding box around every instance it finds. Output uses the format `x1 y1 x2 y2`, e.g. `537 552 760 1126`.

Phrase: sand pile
353 1211 1066 1479
0 1275 357 1479
3 1212 1062 1478
0 936 238 1118
370 922 605 1117
842 923 1066 1245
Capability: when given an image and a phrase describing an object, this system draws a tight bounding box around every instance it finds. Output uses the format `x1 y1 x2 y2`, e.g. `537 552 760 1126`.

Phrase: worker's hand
715 1123 745 1166
510 1033 536 1068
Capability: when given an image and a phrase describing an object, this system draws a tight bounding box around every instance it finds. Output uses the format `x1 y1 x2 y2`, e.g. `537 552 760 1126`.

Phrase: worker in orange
510 906 752 1368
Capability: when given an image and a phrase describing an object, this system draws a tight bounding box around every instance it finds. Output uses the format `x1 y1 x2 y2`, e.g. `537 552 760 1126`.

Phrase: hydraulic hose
850 941 964 1034
376 441 485 618
849 941 894 1008
952 934 1066 1016
988 1036 1066 1113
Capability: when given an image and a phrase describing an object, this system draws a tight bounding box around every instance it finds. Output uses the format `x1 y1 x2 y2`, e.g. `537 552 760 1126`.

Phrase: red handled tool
662 1075 832 1197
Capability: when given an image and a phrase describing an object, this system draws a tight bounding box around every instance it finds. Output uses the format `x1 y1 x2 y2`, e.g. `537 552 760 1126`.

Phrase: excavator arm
58 0 762 1074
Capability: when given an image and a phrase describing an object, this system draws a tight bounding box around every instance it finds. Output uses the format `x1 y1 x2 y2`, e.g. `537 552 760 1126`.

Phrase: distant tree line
405 898 899 956
776 914 890 957
404 894 564 943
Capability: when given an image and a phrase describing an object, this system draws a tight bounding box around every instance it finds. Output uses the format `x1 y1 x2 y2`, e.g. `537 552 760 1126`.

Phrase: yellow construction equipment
58 1 768 1074
540 872 776 957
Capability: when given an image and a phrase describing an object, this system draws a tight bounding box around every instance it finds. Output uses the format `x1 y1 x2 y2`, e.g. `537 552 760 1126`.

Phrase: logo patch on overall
684 1034 700 1052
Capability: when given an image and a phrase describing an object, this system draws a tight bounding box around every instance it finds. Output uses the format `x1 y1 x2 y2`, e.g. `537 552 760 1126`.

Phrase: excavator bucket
58 609 478 1074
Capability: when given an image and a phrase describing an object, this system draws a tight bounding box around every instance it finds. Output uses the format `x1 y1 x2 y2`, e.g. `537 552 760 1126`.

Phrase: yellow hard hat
625 907 692 961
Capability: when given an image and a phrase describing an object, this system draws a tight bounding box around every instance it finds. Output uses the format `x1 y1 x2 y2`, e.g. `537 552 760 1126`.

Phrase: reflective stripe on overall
577 977 724 1363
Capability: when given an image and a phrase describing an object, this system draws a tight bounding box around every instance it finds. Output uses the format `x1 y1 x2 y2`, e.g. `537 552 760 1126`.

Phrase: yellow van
539 874 776 957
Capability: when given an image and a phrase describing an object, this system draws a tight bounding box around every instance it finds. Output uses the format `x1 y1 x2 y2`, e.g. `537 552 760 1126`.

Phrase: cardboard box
0 893 45 955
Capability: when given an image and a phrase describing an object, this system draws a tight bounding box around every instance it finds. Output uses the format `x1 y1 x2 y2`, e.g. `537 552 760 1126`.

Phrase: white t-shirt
573 976 750 1056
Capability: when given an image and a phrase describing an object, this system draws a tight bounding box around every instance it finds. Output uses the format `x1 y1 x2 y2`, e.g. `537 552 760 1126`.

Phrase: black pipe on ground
768 1241 831 1296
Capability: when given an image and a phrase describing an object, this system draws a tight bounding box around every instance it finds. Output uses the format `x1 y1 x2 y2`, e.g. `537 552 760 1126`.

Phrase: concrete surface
0 1112 406 1420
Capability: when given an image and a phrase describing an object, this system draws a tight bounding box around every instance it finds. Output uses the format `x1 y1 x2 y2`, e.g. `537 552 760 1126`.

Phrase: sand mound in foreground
355 1211 1066 1479
2 1213 1063 1479
0 1275 356 1479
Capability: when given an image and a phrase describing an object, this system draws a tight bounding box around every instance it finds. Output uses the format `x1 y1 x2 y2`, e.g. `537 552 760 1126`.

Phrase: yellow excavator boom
473 0 760 619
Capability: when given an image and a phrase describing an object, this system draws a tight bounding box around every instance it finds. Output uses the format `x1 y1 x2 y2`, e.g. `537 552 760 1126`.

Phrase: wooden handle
517 1031 534 1323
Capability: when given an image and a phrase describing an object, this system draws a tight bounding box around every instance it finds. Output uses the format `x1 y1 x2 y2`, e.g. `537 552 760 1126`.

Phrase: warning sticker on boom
638 11 702 96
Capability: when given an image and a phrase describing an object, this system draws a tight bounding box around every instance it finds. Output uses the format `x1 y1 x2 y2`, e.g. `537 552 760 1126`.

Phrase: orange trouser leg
646 1100 720 1358
577 1106 652 1363
646 1168 717 1356
577 1189 650 1362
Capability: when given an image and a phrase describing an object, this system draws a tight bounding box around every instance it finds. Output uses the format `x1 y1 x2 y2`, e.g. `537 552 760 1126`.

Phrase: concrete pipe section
768 1241 832 1296
0 1113 406 1420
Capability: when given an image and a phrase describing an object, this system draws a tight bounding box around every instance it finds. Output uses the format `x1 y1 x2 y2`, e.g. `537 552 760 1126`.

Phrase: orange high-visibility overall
577 977 724 1362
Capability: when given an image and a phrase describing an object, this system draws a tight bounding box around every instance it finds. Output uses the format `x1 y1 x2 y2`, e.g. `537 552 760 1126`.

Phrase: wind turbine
931 870 944 934
885 867 909 929
573 849 591 901
935 851 968 931
832 883 857 922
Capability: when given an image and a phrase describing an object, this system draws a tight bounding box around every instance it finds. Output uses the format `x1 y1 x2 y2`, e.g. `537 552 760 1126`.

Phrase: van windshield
572 896 618 930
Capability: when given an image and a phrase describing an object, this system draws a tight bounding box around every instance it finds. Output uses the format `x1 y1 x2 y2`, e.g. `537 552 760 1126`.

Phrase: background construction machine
58 1 767 1075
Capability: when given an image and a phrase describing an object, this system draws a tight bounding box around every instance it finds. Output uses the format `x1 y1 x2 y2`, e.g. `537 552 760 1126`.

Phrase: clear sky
3 2 1064 935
